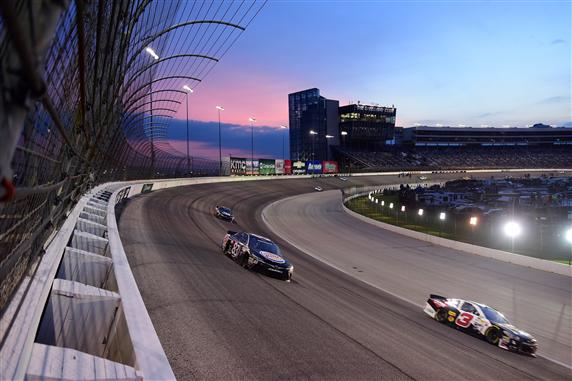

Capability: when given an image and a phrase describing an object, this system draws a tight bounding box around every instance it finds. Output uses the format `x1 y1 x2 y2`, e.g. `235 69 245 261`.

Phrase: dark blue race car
214 205 235 222
221 231 294 281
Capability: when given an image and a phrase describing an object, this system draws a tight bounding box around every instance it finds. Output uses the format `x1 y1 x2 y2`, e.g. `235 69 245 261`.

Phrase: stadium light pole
216 106 224 176
280 125 287 160
439 212 446 237
469 216 478 243
145 47 159 175
325 134 334 161
249 117 256 175
183 85 193 175
341 130 350 176
565 228 572 266
504 221 522 253
309 130 318 174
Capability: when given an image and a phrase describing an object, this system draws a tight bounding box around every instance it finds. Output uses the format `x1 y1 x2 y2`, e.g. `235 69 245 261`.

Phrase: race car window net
460 302 479 315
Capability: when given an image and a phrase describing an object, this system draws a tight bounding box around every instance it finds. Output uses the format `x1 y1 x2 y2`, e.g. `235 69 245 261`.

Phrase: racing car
214 205 235 222
221 231 293 281
424 294 537 356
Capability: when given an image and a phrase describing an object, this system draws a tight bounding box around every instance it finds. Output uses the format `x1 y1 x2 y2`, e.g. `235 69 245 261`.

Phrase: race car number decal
455 312 474 328
231 242 241 257
259 251 285 264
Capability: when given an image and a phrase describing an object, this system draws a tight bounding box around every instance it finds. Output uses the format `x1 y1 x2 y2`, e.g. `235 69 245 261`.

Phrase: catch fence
0 0 265 312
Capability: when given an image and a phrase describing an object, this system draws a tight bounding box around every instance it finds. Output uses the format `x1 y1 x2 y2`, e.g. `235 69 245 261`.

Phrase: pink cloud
173 71 291 127
162 139 276 160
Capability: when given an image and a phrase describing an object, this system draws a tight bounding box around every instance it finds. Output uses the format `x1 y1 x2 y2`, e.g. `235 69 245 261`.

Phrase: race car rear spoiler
429 294 447 300
227 230 237 235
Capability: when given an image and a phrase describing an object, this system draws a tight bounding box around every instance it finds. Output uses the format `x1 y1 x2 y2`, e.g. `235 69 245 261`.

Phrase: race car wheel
435 308 448 323
485 327 501 345
240 252 250 268
223 241 232 255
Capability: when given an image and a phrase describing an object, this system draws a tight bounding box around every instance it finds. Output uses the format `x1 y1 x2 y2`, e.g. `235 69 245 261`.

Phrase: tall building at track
288 88 339 161
339 103 397 150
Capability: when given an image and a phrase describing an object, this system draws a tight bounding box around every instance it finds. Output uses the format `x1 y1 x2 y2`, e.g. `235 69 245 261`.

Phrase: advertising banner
284 160 292 174
246 159 259 175
292 160 306 175
322 161 339 174
306 160 323 175
275 159 285 175
230 157 247 175
259 159 276 175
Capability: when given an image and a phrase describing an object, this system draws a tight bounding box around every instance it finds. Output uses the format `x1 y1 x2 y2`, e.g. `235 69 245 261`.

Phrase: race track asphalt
117 174 571 380
262 190 571 366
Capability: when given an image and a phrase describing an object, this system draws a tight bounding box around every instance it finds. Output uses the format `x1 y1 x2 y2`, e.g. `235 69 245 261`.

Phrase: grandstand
334 125 572 172
402 124 572 146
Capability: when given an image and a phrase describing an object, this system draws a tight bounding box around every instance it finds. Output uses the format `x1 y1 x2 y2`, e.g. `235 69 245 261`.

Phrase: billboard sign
322 161 339 174
230 157 247 175
284 160 292 175
259 159 276 175
292 160 306 175
246 159 259 175
306 160 323 175
275 159 285 175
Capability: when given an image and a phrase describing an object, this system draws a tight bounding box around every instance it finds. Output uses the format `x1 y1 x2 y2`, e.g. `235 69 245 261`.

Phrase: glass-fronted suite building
402 124 572 146
288 88 339 161
339 104 397 150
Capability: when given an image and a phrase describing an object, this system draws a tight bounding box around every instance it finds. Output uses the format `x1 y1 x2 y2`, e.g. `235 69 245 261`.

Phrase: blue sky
167 0 571 159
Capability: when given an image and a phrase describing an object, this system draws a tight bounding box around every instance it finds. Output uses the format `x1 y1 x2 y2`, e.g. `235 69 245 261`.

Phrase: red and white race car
424 294 537 356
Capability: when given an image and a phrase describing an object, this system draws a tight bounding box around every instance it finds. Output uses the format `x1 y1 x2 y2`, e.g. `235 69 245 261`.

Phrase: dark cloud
475 111 502 118
165 119 289 159
537 95 570 104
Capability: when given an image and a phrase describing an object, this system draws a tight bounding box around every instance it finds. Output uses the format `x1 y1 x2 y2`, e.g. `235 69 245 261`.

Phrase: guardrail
1 168 569 380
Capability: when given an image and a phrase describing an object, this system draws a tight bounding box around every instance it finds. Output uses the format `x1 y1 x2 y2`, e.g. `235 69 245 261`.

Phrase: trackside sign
246 159 259 175
259 159 276 175
275 159 285 174
306 160 322 174
322 161 339 174
292 160 305 175
230 157 247 175
284 160 292 174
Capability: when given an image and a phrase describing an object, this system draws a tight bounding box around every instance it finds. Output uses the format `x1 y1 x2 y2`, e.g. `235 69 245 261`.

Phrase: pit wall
1 168 569 381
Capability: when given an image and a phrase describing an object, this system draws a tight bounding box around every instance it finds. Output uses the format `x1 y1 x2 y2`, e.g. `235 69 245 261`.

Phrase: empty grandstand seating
336 146 572 171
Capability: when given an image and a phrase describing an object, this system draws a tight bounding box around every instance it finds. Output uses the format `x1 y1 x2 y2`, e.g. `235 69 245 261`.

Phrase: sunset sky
165 0 571 159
